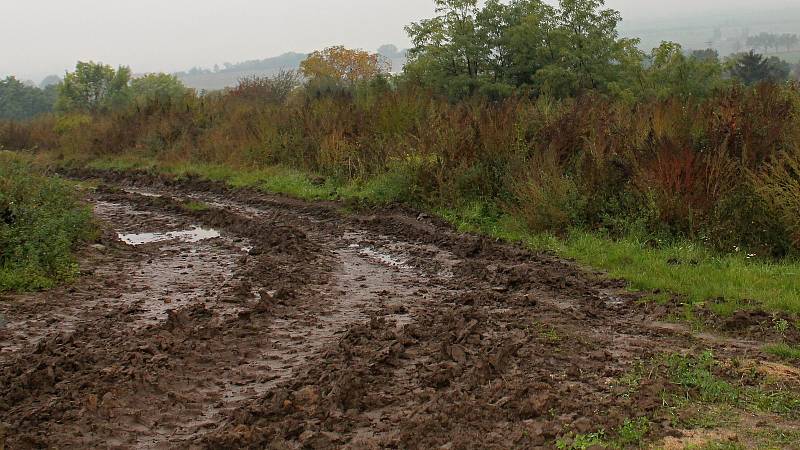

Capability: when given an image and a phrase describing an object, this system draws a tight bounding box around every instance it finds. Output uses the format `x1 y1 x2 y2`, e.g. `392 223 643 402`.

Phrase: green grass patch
763 343 800 362
560 232 800 315
87 157 335 201
1 151 94 291
555 417 651 449
182 200 211 212
556 431 607 450
338 162 421 205
665 351 800 419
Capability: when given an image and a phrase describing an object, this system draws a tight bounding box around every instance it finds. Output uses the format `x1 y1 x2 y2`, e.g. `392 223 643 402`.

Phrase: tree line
401 0 799 99
0 66 189 120
3 0 800 120
746 32 800 54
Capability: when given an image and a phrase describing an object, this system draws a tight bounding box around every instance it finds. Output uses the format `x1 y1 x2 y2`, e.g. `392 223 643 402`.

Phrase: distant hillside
175 47 408 91
175 52 307 91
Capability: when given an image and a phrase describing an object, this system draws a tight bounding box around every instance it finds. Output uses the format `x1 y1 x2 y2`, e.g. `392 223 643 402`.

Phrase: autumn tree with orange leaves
300 46 391 84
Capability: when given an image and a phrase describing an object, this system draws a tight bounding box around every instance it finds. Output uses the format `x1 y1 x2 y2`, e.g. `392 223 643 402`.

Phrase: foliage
300 46 391 84
130 73 189 106
228 70 302 103
0 152 94 291
728 51 791 85
555 431 606 450
56 61 132 113
752 149 800 247
404 0 642 98
0 76 57 120
554 417 650 449
638 42 726 99
12 73 800 257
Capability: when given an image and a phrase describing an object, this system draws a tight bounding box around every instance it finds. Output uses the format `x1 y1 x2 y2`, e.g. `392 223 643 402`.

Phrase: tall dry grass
3 80 800 255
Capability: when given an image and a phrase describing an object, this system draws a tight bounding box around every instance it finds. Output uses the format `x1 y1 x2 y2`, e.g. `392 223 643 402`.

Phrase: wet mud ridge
1 172 798 449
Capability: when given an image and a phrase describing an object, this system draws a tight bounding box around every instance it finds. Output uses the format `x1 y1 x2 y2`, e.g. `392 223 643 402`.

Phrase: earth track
0 171 798 449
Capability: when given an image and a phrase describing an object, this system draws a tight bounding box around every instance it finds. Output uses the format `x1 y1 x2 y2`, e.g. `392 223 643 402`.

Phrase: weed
616 417 650 447
616 362 646 398
556 431 607 450
772 317 790 337
532 321 562 343
555 418 651 449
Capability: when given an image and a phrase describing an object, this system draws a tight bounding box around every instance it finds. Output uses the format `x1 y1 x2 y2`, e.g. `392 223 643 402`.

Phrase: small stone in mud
91 244 107 252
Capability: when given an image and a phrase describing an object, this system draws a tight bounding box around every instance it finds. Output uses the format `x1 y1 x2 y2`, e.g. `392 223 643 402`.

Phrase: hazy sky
3 0 799 81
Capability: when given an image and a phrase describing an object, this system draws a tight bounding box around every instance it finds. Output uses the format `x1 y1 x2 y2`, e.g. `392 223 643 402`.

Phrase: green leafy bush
0 152 94 291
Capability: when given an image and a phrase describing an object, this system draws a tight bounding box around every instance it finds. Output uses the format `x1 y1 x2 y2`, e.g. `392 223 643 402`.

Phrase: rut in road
1 171 797 449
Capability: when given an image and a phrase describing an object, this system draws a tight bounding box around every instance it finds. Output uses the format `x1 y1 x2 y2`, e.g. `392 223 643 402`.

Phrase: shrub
510 151 585 234
752 150 800 249
0 152 94 291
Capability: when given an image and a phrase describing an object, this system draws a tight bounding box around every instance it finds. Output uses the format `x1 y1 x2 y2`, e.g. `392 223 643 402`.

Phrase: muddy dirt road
1 172 798 449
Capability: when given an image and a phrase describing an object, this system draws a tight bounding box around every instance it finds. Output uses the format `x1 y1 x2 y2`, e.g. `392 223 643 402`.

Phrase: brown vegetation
3 81 800 256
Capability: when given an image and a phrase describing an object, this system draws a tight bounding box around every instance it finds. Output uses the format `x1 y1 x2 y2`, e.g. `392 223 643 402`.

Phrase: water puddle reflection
118 226 221 246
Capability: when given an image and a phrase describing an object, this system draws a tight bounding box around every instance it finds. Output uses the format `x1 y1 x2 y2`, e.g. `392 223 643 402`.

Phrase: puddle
118 227 221 246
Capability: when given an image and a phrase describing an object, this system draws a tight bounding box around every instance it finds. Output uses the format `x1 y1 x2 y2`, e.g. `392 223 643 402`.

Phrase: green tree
405 0 489 98
129 73 188 106
638 42 725 99
56 61 132 113
691 48 719 62
404 0 642 99
538 0 641 96
0 76 56 120
728 51 791 85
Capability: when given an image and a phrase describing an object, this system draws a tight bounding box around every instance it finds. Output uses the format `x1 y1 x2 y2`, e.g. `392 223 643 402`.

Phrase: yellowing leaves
300 46 391 84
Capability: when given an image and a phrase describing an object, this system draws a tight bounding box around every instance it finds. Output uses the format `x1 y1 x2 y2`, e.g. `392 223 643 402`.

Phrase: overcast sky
3 0 799 81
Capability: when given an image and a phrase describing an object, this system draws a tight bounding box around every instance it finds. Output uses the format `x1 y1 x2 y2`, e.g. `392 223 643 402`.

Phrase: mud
1 170 798 449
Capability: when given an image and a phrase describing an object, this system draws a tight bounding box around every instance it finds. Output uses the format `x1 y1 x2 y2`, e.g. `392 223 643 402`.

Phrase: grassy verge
439 204 800 316
1 151 95 291
68 155 800 315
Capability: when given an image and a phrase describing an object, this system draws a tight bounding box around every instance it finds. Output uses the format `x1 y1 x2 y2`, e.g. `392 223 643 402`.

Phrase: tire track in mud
1 171 798 449
0 181 460 449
